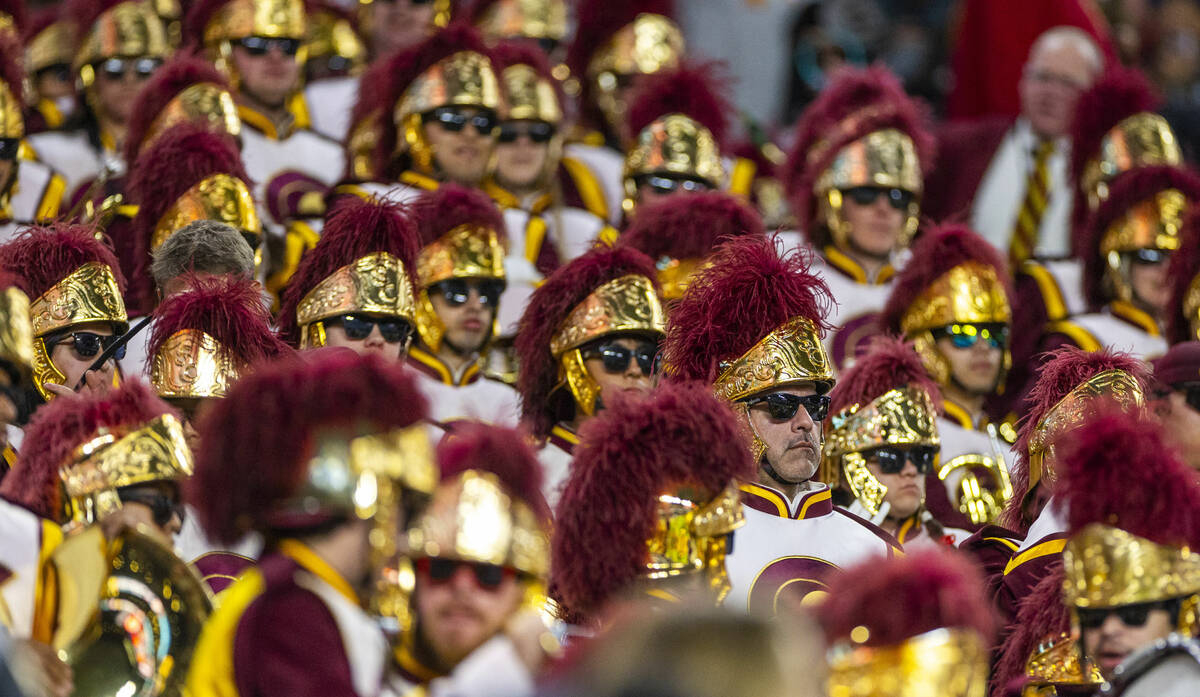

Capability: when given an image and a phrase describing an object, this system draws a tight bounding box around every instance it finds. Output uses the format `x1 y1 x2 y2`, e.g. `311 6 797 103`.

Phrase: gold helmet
305 3 366 78
490 40 563 190
472 0 566 44
187 0 307 83
70 0 169 88
0 32 24 216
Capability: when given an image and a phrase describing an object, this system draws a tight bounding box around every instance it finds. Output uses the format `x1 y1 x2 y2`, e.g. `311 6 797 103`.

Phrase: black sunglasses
49 331 126 360
432 278 504 308
497 121 555 144
582 340 659 377
0 138 19 160
743 393 830 422
333 314 413 344
932 323 1009 351
237 36 303 57
417 557 514 590
1077 600 1176 630
97 56 162 81
640 174 711 196
842 186 916 211
424 107 497 135
35 64 72 83
118 489 185 529
863 446 937 475
1131 248 1171 265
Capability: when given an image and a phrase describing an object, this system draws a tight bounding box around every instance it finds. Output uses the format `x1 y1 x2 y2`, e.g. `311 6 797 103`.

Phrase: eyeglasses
423 107 497 135
96 56 162 81
35 64 72 83
842 186 916 211
49 331 126 360
497 121 556 144
640 174 711 196
0 138 19 160
333 314 413 344
743 393 830 422
932 323 1009 350
863 446 937 475
237 36 303 57
1131 248 1171 265
582 340 659 377
416 557 515 590
1077 600 1175 630
118 489 185 529
431 278 505 308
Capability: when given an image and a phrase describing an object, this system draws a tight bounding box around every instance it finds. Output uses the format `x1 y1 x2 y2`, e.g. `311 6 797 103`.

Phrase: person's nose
364 324 385 348
791 405 816 432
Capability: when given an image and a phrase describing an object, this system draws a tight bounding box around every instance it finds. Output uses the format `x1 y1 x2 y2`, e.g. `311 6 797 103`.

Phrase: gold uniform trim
1064 523 1200 608
823 385 940 516
150 328 239 398
141 83 241 154
475 0 567 41
827 627 989 697
59 414 194 526
416 223 507 289
296 252 417 346
152 173 261 251
73 1 169 72
29 262 128 338
501 64 562 124
408 469 551 578
1083 112 1181 209
623 114 724 194
203 0 306 44
548 274 665 356
899 262 1011 335
712 316 834 403
1027 369 1144 489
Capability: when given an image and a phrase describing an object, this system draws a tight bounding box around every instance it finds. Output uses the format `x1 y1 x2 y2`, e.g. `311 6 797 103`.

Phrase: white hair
1028 26 1104 76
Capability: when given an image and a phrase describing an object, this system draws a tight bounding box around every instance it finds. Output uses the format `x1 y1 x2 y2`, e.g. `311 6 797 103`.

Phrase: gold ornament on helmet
279 425 437 628
1027 369 1144 490
73 1 169 80
1021 632 1103 697
1099 188 1187 304
306 9 366 74
58 413 193 526
0 286 33 383
645 482 744 604
150 329 239 398
502 63 561 124
655 257 707 302
475 0 567 42
296 252 417 349
413 223 506 351
1064 524 1200 612
586 13 684 136
203 0 306 43
826 627 990 697
899 262 1011 388
622 114 724 213
140 82 241 155
29 262 128 402
27 22 75 75
153 173 261 251
816 128 922 252
394 51 502 174
548 274 665 416
822 385 940 515
1082 113 1182 210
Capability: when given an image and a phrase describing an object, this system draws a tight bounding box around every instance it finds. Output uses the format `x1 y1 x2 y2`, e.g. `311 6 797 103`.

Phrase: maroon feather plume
550 380 754 622
188 351 429 544
625 61 734 148
411 181 506 247
182 0 238 48
783 64 934 246
989 563 1069 697
829 335 942 416
1078 165 1200 309
1000 346 1148 533
436 421 550 521
617 190 765 262
0 380 177 521
22 7 56 43
63 0 135 43
879 223 1014 335
372 23 493 177
514 245 658 440
343 55 395 181
277 195 420 344
124 54 233 164
663 234 833 385
817 549 997 648
1058 407 1200 546
148 274 294 375
490 37 557 82
0 0 27 36
0 222 127 300
1168 208 1200 344
1069 66 1161 190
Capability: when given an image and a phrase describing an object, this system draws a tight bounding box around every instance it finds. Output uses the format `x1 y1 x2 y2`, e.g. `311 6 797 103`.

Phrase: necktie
1008 140 1055 268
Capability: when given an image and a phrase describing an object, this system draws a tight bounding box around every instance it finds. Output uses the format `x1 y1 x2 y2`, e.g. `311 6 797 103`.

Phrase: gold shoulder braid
150 329 239 399
296 252 417 349
827 627 989 697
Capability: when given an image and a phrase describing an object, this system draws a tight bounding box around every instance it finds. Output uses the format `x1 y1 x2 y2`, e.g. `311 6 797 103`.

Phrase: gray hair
150 220 256 290
1028 26 1104 76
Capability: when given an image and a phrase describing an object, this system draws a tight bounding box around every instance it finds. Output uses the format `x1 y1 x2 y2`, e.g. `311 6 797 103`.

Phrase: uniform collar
236 92 311 140
276 538 358 606
399 170 442 191
895 514 923 544
941 399 978 429
548 424 578 454
739 481 834 520
822 245 895 285
1109 300 1161 337
482 178 552 214
406 345 482 386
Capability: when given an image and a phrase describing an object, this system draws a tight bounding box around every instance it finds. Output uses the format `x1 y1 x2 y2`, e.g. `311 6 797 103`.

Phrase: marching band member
663 234 898 616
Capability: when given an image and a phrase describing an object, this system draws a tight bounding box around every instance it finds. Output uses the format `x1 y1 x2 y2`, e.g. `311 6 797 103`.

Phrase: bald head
1020 27 1104 139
